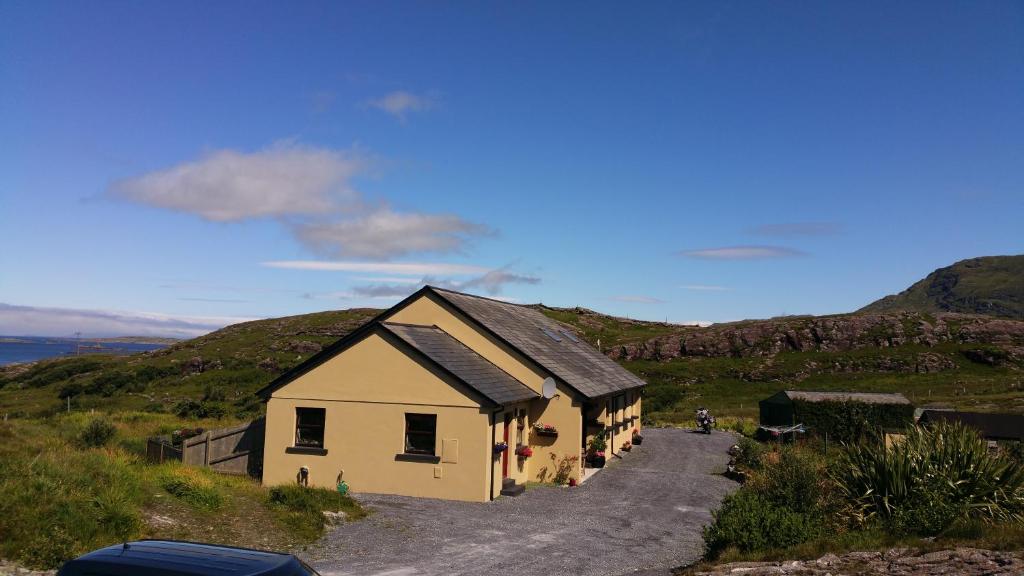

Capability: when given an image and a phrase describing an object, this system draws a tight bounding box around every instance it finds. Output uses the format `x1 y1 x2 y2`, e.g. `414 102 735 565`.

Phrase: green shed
759 390 914 442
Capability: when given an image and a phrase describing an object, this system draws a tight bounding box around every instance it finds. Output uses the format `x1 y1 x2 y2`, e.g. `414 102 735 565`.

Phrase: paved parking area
308 428 738 576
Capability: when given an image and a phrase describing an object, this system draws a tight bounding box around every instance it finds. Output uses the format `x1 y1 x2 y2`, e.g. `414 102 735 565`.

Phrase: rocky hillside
860 255 1024 320
4 290 1024 420
543 307 1024 363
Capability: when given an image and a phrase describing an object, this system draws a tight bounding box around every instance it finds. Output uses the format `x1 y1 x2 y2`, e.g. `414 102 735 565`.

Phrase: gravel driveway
307 428 738 576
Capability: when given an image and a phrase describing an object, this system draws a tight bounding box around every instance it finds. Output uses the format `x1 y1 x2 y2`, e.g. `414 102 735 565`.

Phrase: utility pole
74 331 82 356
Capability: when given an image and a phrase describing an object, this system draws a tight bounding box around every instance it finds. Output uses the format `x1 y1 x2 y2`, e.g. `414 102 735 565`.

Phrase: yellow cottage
258 286 646 502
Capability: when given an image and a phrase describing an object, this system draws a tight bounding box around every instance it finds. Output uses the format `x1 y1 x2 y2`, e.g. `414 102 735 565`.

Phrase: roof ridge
426 285 539 308
380 320 441 330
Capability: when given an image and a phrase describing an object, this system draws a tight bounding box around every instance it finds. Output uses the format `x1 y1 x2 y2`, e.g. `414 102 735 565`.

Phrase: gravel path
307 428 738 576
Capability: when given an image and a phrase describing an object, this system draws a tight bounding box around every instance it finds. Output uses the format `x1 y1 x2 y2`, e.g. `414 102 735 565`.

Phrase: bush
79 418 117 448
735 437 766 470
703 490 818 556
160 467 222 510
267 485 365 539
173 399 226 419
835 421 1024 535
750 446 829 516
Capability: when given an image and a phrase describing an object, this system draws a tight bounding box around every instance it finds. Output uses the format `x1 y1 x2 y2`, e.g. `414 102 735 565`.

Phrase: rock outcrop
601 312 1024 363
692 547 1024 576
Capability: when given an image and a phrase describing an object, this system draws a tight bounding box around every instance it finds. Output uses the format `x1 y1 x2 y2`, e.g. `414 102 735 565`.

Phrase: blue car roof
57 540 311 576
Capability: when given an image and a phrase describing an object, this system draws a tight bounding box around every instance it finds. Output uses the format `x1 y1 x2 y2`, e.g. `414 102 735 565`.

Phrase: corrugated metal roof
381 322 538 406
429 287 647 398
783 390 912 405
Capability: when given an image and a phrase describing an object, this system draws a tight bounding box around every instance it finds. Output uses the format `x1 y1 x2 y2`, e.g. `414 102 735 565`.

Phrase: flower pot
632 435 643 445
587 454 605 468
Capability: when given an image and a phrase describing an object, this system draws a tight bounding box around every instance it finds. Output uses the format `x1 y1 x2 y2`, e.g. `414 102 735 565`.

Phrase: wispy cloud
351 268 541 299
609 295 666 304
352 276 424 284
177 297 252 303
293 207 491 259
677 245 806 260
0 303 256 339
680 284 731 291
261 260 489 276
112 142 492 259
749 222 841 237
366 90 436 121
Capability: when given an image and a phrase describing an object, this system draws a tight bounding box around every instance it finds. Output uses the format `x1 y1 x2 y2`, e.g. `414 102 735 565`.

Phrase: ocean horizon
0 336 170 366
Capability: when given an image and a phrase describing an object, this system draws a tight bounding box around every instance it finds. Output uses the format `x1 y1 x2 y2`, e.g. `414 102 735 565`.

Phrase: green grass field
0 412 365 569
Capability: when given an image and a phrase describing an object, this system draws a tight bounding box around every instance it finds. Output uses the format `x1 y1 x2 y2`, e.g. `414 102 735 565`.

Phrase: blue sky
1 1 1022 337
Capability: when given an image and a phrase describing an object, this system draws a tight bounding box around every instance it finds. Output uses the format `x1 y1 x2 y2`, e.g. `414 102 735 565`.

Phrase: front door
502 413 511 479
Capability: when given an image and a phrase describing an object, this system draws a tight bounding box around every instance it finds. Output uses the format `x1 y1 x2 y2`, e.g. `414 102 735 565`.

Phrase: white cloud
0 303 256 339
261 260 490 276
677 245 805 260
366 90 435 120
457 270 541 294
681 284 731 291
111 142 366 221
294 208 491 259
112 142 494 259
609 295 666 304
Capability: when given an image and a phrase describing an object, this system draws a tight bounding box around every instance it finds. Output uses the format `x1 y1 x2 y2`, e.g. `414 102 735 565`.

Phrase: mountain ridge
860 255 1024 320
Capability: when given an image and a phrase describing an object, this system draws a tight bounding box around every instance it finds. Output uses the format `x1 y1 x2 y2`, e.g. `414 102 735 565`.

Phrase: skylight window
559 329 580 343
540 327 562 342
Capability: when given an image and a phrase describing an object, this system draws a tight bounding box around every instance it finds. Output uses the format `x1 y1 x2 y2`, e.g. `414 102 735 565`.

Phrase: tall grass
0 412 366 569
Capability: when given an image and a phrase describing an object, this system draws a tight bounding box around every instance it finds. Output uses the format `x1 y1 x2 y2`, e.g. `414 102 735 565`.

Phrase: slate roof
381 322 538 406
776 391 912 405
427 287 647 398
919 410 1024 440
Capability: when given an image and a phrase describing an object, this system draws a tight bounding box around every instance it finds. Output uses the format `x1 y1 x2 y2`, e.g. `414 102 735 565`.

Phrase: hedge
792 399 914 443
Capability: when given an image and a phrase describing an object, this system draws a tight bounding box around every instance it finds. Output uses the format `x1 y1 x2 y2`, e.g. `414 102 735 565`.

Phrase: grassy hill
4 301 1024 423
0 308 379 417
860 255 1024 320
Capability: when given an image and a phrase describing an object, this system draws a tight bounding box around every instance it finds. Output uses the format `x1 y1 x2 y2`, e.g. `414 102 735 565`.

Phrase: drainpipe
489 409 500 501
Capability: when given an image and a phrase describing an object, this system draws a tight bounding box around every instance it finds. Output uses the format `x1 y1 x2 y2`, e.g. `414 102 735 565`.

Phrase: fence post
204 432 211 466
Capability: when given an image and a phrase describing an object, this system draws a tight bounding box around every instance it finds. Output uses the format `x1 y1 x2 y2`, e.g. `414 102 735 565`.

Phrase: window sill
395 453 440 463
286 446 328 455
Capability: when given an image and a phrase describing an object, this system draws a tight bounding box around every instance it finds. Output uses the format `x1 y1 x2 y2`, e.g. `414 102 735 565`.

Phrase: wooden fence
147 417 265 478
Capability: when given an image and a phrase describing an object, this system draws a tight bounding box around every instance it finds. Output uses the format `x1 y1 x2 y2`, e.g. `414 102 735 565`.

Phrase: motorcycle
695 407 715 434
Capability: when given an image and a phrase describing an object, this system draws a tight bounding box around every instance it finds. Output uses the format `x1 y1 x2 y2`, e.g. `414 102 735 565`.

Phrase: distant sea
0 336 170 366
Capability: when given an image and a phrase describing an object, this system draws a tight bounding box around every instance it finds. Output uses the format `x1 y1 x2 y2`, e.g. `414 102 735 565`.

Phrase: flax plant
835 421 1024 533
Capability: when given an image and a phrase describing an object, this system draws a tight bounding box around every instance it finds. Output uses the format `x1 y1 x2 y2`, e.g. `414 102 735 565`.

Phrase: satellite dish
542 377 556 399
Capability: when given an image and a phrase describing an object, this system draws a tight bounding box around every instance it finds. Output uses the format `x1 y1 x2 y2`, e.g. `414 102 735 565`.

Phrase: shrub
79 418 117 448
173 399 223 419
703 490 817 556
735 437 766 470
267 485 365 539
750 446 829 515
834 421 1024 535
160 467 222 510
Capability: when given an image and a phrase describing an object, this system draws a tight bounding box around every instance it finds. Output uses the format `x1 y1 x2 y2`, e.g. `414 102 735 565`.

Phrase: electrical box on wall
441 438 459 463
433 466 443 479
